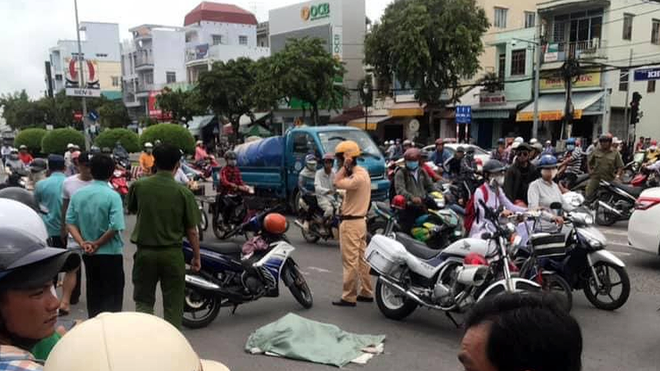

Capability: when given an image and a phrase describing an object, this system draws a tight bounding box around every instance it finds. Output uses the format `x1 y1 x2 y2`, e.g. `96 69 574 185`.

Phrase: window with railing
623 14 633 41
652 19 660 45
550 10 603 60
511 49 526 75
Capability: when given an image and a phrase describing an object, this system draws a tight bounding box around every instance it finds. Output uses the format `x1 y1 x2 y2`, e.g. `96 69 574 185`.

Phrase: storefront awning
187 115 215 136
516 91 604 122
388 103 425 117
347 116 390 131
473 100 530 119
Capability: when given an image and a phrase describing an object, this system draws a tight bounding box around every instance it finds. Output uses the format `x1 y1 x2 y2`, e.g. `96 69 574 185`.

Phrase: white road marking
307 266 332 273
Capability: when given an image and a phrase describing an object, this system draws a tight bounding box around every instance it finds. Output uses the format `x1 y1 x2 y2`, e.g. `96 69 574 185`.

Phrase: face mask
566 145 575 151
405 161 419 170
228 160 237 166
541 169 558 179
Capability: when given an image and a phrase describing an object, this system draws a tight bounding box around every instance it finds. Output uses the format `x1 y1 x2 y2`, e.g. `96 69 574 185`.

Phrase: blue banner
634 68 660 81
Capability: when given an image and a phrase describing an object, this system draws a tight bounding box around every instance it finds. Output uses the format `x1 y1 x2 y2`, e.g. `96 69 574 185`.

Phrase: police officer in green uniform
586 134 624 199
127 144 201 329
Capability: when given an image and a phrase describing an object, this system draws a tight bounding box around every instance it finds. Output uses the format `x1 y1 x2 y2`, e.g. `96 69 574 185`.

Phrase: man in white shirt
314 154 336 221
1 141 12 165
64 143 75 175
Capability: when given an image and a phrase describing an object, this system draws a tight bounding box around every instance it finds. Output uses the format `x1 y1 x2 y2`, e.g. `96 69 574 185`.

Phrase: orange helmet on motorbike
264 213 287 234
391 195 406 210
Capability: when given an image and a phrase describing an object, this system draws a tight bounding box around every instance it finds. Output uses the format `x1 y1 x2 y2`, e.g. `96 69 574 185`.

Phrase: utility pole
562 59 579 139
74 0 91 151
622 48 633 140
532 20 542 139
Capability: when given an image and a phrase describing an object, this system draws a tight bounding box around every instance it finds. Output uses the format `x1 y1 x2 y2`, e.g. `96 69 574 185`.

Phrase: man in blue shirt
66 154 125 318
430 138 452 174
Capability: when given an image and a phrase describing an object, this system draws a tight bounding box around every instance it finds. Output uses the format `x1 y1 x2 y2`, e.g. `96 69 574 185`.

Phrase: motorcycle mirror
550 202 562 210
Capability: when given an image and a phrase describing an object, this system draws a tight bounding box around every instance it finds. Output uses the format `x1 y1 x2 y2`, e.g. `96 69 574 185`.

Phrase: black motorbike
593 180 645 226
211 187 264 240
294 193 341 243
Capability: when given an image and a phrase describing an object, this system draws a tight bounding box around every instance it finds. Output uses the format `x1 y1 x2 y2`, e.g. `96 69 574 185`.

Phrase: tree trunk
312 102 319 126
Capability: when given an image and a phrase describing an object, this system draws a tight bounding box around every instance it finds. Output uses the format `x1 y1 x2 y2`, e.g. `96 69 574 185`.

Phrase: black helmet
0 188 47 214
224 150 237 160
29 158 47 173
483 160 507 174
0 227 80 290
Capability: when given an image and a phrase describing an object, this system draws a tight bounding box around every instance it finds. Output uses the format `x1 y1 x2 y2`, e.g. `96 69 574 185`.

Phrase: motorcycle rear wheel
212 212 228 240
182 286 221 329
540 273 573 312
583 262 630 311
595 195 618 226
375 278 417 320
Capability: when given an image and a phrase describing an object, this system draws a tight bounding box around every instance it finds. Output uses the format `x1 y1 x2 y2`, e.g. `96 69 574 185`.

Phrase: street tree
273 37 346 125
98 100 131 128
365 0 489 104
156 87 205 124
196 57 256 136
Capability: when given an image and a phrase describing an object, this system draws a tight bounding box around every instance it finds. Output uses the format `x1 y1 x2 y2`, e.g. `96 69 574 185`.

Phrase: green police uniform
586 148 624 198
127 171 200 329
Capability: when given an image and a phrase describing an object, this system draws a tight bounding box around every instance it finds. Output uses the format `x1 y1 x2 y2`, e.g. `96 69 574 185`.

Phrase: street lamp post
363 84 370 131
74 0 91 150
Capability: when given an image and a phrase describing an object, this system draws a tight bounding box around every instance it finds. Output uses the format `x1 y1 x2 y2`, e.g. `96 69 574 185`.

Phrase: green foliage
98 100 131 128
365 0 489 104
270 37 346 124
14 128 48 155
139 123 195 154
95 128 140 153
156 87 205 123
196 58 256 135
138 116 159 127
41 128 85 155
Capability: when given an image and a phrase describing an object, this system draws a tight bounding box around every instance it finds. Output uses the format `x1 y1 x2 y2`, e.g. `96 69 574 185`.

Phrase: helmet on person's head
10 148 18 154
566 138 576 145
90 145 100 154
18 145 27 150
402 139 413 147
196 140 203 146
0 188 47 214
532 143 543 152
456 146 465 153
497 138 505 145
144 142 153 148
514 137 524 144
334 140 361 158
530 138 538 145
0 199 48 242
304 154 317 171
538 155 558 169
435 138 445 146
483 160 507 174
466 146 475 154
512 141 521 149
545 140 552 145
44 312 230 371
420 150 430 159
403 148 421 161
67 143 75 150
0 227 80 291
29 158 47 173
322 153 334 161
73 144 80 150
391 195 406 210
651 140 658 146
224 150 237 160
263 213 287 235
101 147 111 154
599 133 613 142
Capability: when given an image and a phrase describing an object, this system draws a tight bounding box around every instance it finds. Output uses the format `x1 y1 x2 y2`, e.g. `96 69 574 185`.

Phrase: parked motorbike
520 192 630 310
621 151 647 183
569 173 590 196
115 156 132 179
109 168 129 207
181 207 313 329
593 179 645 226
193 156 220 179
211 186 262 240
294 193 341 243
365 199 539 323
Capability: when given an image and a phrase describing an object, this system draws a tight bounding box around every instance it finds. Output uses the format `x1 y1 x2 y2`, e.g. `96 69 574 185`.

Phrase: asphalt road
63 216 660 371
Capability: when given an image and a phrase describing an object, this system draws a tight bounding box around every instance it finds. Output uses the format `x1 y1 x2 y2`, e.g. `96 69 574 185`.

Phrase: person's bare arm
61 199 70 241
88 230 117 253
186 227 201 272
66 224 85 248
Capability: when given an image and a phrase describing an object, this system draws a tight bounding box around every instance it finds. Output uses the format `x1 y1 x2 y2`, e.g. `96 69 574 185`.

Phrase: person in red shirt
219 150 247 194
18 145 33 165
420 150 442 182
194 140 209 163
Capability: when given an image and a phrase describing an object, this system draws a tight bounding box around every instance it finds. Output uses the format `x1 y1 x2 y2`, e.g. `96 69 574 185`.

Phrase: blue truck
235 126 390 210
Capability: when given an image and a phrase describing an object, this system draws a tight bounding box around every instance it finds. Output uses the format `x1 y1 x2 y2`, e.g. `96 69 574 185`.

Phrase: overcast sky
0 0 391 99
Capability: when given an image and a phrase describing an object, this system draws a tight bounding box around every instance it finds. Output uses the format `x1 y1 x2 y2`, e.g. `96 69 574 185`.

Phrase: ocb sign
301 2 330 21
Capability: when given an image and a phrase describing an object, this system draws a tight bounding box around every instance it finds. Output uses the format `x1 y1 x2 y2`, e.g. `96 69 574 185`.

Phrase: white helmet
144 142 153 148
67 143 74 149
196 140 203 146
44 312 230 371
530 138 538 145
0 199 48 242
514 137 524 144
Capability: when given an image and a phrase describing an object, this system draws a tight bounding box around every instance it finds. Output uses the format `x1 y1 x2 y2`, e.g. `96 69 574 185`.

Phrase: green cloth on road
128 171 200 248
245 313 386 367
132 246 185 330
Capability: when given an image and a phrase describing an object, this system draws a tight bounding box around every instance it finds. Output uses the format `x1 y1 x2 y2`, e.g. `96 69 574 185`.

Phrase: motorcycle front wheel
284 262 313 309
540 273 573 312
182 286 221 329
583 262 630 311
375 278 417 320
595 194 619 226
212 212 228 240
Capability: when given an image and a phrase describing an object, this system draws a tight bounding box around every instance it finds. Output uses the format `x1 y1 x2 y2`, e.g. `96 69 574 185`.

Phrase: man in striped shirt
560 138 584 188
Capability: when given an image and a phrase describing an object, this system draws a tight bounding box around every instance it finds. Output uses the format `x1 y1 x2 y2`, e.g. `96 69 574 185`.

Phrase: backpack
463 183 489 235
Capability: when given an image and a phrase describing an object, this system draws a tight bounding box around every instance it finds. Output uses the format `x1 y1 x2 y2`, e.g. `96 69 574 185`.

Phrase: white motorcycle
366 200 540 324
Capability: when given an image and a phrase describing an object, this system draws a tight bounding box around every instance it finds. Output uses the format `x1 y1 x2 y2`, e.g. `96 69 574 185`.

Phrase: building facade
184 2 269 83
269 0 366 126
121 24 186 119
47 22 121 98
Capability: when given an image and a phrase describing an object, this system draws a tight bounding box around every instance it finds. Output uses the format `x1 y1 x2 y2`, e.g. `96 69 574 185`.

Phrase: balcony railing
543 39 605 63
135 55 153 67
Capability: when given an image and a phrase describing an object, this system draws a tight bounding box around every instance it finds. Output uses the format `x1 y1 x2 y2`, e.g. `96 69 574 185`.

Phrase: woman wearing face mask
468 160 526 238
527 155 568 230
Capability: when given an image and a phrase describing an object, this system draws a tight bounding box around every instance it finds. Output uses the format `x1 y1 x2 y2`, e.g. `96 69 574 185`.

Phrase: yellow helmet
334 140 361 158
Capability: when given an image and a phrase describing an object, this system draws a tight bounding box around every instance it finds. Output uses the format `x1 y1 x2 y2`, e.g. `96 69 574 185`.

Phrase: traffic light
630 92 642 125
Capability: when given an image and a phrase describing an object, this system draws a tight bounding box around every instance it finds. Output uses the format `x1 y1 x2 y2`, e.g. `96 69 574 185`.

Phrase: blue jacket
430 149 452 167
